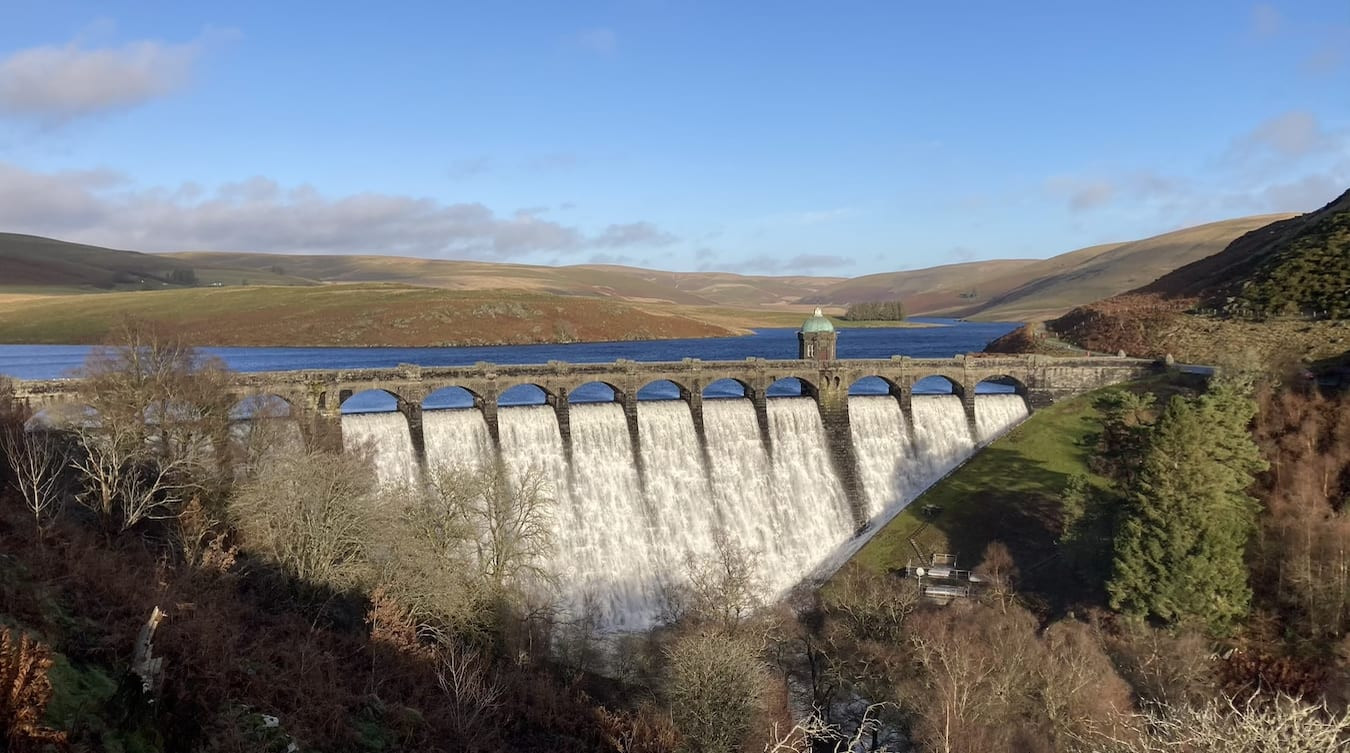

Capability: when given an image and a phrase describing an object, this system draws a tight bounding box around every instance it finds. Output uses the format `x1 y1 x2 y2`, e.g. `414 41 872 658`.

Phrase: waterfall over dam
341 392 1028 630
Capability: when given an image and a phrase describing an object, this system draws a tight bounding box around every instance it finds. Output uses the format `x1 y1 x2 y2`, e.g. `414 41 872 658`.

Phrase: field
0 283 754 347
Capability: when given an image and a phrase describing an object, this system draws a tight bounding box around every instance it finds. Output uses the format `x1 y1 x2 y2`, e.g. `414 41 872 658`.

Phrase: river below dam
2 319 1029 630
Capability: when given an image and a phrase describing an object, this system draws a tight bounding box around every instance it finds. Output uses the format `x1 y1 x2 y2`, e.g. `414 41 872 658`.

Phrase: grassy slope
851 391 1110 579
849 374 1199 606
0 283 750 346
801 259 1042 314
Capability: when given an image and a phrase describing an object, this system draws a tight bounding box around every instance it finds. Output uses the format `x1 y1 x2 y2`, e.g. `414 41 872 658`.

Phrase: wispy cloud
0 31 228 124
1044 176 1116 211
0 163 677 259
446 157 492 179
523 152 579 172
1229 110 1337 163
795 207 858 224
592 221 677 248
1250 4 1283 38
571 28 618 55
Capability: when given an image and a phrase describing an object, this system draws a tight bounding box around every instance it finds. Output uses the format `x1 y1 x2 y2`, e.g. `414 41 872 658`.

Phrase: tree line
841 300 906 321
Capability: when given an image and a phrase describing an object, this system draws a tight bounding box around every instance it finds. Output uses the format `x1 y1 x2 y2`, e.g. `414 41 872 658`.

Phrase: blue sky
0 1 1346 276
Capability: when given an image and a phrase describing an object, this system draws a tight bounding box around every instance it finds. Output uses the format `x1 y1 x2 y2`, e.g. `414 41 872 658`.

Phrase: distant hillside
0 209 1308 324
964 215 1292 321
164 252 841 307
1026 189 1350 367
801 259 1042 314
0 284 745 347
0 233 315 291
800 215 1285 320
1138 189 1350 318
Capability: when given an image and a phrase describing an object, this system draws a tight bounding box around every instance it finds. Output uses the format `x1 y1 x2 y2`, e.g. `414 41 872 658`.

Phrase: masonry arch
496 383 554 407
848 374 904 397
23 402 98 431
766 375 820 400
974 374 1029 397
910 374 966 398
338 388 403 414
230 393 294 420
702 378 749 400
569 380 624 404
636 378 688 401
422 385 481 411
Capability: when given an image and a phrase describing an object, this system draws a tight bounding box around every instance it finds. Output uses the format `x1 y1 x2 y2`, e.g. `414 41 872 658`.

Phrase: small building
798 307 837 361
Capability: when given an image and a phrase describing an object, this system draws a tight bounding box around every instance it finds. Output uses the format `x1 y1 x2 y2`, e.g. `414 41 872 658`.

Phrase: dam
344 389 1029 629
11 321 1158 630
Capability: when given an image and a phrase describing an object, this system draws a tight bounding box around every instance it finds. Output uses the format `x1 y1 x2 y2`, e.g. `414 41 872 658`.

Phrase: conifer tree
1107 378 1266 632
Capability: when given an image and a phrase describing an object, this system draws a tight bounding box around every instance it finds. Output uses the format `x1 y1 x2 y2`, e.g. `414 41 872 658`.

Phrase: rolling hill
1029 188 1350 367
800 215 1292 321
0 209 1307 341
0 284 749 347
0 232 315 292
162 251 842 307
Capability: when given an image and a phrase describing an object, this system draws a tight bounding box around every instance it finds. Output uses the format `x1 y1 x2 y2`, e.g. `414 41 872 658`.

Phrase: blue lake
0 318 1021 409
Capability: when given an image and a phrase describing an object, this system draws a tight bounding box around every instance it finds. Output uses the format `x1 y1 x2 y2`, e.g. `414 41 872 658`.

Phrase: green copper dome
801 307 835 333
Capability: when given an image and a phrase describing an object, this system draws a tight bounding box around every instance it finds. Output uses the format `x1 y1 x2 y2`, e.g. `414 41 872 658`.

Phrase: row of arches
234 373 1029 418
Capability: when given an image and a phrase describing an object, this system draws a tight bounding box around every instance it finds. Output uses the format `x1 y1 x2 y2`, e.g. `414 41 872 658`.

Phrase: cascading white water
975 393 1030 444
848 396 916 520
561 403 666 629
347 388 1022 632
698 399 855 599
764 398 858 588
422 408 494 473
907 395 977 492
635 400 721 584
342 412 419 487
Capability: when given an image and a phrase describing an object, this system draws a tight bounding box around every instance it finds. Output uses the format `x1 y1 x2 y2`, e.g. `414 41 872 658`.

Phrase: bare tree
823 562 920 643
974 541 1020 614
665 630 768 753
59 320 238 535
0 429 69 536
434 642 505 752
423 461 555 596
661 531 764 633
229 446 383 591
70 420 202 534
375 461 556 646
77 319 235 482
763 702 893 753
1081 694 1350 753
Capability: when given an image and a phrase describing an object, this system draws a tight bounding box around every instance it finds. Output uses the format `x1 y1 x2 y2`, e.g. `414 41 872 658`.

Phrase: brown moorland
0 283 754 347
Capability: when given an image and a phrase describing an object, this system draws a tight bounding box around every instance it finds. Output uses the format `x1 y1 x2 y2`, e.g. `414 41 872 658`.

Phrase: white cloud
0 35 212 123
0 163 677 258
